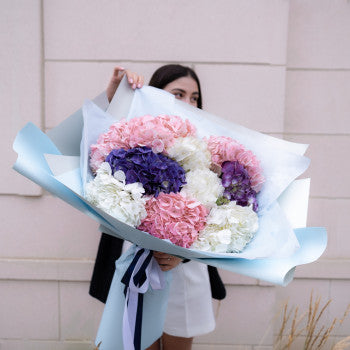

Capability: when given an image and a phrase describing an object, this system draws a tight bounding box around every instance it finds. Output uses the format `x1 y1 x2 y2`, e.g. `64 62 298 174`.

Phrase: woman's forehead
164 76 199 93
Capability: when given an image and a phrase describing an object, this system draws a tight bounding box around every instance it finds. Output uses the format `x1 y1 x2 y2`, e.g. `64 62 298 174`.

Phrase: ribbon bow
121 247 165 350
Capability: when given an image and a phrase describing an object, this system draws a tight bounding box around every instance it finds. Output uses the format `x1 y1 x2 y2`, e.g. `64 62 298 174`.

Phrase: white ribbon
122 248 165 350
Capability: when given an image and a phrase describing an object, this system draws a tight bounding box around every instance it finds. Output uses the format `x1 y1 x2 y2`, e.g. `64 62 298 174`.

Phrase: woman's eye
174 92 183 99
191 96 198 103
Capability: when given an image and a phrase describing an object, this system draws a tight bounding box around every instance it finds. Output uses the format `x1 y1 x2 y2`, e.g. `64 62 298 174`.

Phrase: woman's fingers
136 74 144 89
106 66 125 102
107 67 144 102
153 252 182 271
113 66 125 79
125 71 144 89
153 251 169 258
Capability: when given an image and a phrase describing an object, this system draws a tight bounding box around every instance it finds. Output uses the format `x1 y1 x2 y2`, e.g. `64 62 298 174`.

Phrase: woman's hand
153 251 183 271
106 66 144 102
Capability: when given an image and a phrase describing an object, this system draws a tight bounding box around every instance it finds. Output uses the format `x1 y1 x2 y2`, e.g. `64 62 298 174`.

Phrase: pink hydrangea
206 136 264 192
138 192 208 248
236 148 265 192
90 115 196 172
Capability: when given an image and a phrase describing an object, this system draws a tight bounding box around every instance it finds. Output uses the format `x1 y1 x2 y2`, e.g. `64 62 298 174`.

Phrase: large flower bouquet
13 76 327 350
12 74 327 271
71 78 318 263
85 112 264 254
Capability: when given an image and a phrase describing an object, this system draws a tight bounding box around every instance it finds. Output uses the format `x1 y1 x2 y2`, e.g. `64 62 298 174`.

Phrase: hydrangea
191 201 259 253
206 135 264 192
235 148 265 192
106 146 186 197
181 168 224 209
206 135 242 167
90 115 196 172
87 115 264 254
221 161 259 212
85 163 147 227
167 136 211 171
138 192 208 248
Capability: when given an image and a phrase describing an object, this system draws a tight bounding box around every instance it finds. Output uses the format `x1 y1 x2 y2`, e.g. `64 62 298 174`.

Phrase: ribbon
121 247 165 350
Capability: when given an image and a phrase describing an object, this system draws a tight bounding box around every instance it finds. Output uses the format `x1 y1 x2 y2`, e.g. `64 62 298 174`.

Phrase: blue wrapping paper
95 245 172 350
12 78 327 285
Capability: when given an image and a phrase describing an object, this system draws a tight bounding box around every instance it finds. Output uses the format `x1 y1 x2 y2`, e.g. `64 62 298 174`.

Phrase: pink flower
158 115 197 137
138 192 208 248
249 171 265 192
236 148 264 191
206 136 242 167
89 115 196 172
206 135 265 192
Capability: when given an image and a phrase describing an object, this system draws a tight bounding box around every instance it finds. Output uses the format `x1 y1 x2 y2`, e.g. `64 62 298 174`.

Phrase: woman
90 64 226 350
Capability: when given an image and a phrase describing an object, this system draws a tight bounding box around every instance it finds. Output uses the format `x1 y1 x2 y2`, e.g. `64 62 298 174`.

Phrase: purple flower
220 161 258 212
105 147 186 196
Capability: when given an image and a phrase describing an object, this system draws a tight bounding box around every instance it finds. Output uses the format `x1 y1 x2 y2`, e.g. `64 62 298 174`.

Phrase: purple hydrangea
220 161 258 212
105 146 186 196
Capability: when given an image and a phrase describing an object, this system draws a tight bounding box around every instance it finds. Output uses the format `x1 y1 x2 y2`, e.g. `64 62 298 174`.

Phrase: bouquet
12 75 327 275
13 76 327 350
84 112 265 254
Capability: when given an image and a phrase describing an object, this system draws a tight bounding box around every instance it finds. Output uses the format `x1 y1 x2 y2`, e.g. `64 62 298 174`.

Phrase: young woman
90 64 226 350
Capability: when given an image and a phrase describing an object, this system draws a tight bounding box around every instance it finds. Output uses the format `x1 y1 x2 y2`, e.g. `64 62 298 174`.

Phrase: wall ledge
0 258 94 281
294 258 350 279
0 258 349 283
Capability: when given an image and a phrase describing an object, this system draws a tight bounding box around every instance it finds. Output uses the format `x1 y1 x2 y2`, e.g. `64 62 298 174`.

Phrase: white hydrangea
192 202 259 253
181 168 224 209
85 162 147 227
167 136 211 171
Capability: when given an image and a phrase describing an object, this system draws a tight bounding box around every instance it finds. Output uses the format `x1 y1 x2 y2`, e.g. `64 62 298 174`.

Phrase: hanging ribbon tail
122 248 154 350
95 245 172 350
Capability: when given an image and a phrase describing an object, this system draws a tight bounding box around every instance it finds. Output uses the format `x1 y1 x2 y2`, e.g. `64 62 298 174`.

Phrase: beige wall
1 1 350 349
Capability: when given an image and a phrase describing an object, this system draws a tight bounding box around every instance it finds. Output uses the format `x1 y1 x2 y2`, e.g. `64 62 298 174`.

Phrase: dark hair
149 64 203 109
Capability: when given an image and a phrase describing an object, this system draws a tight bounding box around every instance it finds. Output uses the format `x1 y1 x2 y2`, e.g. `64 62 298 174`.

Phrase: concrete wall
1 0 349 349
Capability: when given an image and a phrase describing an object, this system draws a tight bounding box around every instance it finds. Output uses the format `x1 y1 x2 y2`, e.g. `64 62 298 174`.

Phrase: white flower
85 162 147 227
181 168 224 209
167 136 211 171
192 202 259 253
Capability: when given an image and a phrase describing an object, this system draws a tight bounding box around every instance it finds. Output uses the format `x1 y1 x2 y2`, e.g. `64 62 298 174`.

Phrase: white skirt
122 242 215 338
164 260 215 338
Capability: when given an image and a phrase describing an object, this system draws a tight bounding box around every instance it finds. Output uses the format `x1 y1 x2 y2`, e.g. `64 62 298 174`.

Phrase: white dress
123 242 215 338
